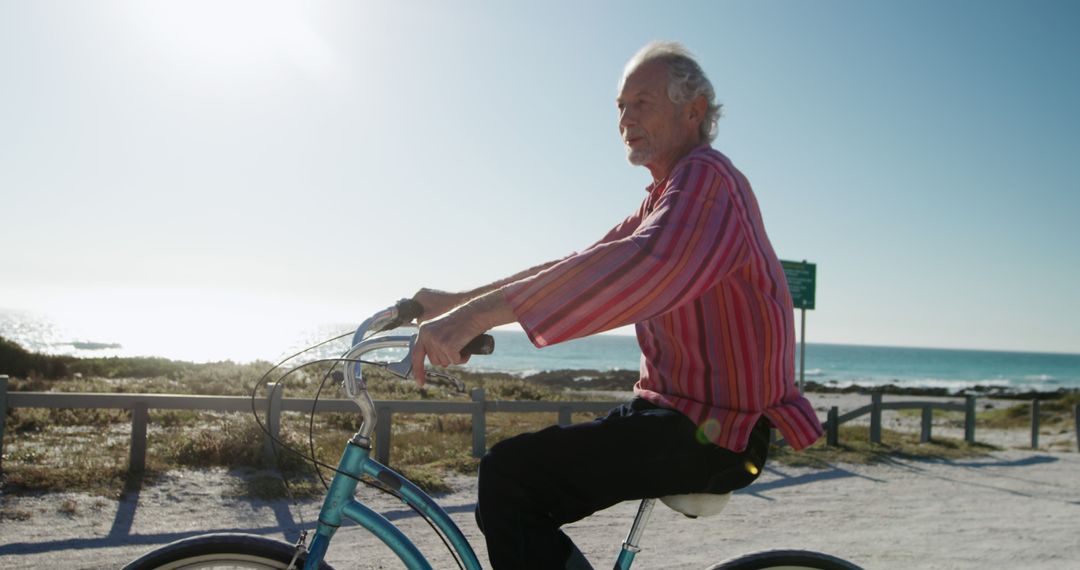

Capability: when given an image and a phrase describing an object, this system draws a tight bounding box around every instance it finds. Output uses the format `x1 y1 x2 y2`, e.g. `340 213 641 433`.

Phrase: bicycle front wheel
707 548 862 570
122 533 335 570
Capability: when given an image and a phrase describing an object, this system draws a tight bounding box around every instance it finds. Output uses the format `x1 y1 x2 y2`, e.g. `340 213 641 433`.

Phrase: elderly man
411 41 823 569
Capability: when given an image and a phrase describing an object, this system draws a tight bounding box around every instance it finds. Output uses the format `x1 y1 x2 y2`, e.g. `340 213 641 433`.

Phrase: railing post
826 406 838 447
263 383 284 466
376 405 393 465
1031 399 1040 449
0 375 9 472
471 388 486 458
1075 404 1079 453
870 392 883 444
964 396 977 444
129 402 148 474
920 406 933 443
558 405 573 427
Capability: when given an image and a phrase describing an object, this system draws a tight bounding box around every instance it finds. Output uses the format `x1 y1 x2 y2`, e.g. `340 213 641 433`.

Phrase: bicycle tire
121 532 335 570
707 548 862 570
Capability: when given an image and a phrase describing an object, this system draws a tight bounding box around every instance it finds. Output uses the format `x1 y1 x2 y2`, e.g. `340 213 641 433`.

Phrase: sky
2 0 1079 359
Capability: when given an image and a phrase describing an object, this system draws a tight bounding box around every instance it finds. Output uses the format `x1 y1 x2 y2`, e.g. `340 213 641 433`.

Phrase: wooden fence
1 375 1077 476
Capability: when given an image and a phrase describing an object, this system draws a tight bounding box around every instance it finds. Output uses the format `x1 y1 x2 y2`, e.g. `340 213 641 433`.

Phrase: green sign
781 260 816 310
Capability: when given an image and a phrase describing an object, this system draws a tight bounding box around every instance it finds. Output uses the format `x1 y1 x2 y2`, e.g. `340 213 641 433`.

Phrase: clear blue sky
2 0 1078 357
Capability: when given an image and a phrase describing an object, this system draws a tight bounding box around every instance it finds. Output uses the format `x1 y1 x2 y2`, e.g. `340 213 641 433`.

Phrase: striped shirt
503 146 823 452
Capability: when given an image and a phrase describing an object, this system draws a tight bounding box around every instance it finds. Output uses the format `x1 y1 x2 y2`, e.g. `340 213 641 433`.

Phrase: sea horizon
3 308 1078 395
2 306 1077 360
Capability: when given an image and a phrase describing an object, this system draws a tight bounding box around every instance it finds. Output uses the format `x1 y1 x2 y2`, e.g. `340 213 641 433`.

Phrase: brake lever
425 370 468 393
384 334 417 379
369 354 465 394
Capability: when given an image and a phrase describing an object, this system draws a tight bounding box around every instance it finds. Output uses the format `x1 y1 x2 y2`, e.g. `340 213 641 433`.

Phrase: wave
812 375 1071 395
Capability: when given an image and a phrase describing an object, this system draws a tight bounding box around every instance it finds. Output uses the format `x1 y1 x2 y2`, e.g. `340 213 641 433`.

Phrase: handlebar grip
397 298 493 356
461 334 495 356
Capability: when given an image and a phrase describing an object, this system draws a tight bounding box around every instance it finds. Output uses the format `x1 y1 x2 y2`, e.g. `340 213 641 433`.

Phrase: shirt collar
645 144 712 194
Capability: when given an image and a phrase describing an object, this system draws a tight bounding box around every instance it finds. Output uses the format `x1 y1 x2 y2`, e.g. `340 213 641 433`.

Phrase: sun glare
36 287 345 363
122 0 339 80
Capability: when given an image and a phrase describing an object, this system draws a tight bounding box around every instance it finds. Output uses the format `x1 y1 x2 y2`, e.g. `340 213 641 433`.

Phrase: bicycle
123 300 861 570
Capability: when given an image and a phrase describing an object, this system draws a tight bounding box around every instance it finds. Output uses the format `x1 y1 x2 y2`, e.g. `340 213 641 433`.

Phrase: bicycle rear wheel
707 548 862 570
122 533 334 570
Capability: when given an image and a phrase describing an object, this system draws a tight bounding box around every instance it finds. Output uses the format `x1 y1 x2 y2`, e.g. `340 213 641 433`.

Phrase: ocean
2 309 1078 394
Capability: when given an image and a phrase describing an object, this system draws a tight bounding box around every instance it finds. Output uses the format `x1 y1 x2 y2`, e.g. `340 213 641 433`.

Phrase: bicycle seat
659 492 731 518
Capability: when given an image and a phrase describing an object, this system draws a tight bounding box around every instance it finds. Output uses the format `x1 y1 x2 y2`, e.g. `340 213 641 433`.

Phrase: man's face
617 60 696 172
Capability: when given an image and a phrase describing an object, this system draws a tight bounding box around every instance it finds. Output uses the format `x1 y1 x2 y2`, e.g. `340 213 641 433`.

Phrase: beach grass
773 425 999 468
894 391 1080 435
0 361 601 499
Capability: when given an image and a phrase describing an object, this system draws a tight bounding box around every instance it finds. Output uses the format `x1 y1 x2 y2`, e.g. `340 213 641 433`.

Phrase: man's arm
410 288 516 385
408 257 568 385
413 208 644 322
412 258 565 322
409 210 646 385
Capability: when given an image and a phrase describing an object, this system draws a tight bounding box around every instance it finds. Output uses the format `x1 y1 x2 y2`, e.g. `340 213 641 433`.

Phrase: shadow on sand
0 469 472 558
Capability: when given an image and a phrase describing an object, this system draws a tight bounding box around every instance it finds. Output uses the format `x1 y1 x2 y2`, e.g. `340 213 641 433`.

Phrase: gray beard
626 146 652 166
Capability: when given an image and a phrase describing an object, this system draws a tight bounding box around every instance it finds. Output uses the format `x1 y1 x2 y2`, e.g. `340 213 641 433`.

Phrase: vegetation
1 336 75 380
978 392 1080 431
2 342 1076 503
0 345 603 499
772 425 998 468
893 391 1080 440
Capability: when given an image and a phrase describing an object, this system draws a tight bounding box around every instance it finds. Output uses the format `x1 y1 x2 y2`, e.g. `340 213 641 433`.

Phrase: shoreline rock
512 369 1078 400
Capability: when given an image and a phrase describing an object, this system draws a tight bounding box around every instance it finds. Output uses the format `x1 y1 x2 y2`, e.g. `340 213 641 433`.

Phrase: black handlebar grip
461 334 495 357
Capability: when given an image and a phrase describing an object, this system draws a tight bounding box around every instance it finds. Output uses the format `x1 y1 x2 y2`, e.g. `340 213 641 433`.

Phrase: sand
2 391 1078 569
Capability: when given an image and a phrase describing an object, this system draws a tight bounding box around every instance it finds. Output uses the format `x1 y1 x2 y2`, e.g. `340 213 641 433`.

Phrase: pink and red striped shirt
503 146 823 452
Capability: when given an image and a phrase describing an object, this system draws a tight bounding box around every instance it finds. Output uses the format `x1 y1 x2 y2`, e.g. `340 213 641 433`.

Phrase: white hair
621 41 723 143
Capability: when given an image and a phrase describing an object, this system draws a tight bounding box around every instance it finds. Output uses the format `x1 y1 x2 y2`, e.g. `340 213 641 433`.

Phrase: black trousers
475 398 770 569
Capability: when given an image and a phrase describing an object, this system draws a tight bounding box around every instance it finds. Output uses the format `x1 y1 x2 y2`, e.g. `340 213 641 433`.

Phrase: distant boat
70 341 123 350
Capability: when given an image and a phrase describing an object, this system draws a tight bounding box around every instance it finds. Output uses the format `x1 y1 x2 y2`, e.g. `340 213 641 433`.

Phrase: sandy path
3 449 1079 569
3 391 1078 569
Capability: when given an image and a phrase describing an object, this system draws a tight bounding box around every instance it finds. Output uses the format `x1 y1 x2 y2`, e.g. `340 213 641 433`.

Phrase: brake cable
251 333 468 570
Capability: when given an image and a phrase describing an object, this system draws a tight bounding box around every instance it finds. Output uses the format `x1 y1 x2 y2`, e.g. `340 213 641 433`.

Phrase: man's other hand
411 312 474 387
411 288 468 322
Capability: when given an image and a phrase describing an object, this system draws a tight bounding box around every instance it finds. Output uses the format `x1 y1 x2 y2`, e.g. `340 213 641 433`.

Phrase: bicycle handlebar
340 299 495 443
390 298 494 358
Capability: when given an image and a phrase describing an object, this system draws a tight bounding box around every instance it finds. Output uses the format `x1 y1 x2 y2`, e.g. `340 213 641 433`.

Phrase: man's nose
619 107 635 130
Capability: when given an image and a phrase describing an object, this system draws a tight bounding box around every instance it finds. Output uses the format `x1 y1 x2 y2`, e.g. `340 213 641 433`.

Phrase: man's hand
412 312 475 386
411 288 469 322
410 291 516 386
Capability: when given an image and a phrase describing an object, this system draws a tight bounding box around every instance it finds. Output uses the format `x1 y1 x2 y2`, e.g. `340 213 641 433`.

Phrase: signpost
781 260 816 391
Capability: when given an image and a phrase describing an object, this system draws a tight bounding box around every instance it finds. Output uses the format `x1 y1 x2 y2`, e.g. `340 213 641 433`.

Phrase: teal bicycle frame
302 440 482 570
293 302 658 569
290 304 483 569
301 437 650 570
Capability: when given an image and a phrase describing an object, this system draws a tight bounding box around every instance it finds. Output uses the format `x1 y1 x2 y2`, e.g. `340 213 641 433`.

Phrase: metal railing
1 375 1077 476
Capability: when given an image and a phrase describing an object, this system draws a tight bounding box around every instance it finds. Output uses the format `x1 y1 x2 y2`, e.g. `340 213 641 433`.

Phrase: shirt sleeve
503 157 750 347
585 202 645 249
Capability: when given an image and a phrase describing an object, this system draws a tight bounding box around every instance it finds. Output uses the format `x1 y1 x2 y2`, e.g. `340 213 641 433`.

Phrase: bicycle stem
342 333 415 444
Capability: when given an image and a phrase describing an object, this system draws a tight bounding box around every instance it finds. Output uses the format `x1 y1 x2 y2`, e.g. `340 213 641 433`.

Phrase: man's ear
687 95 708 128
